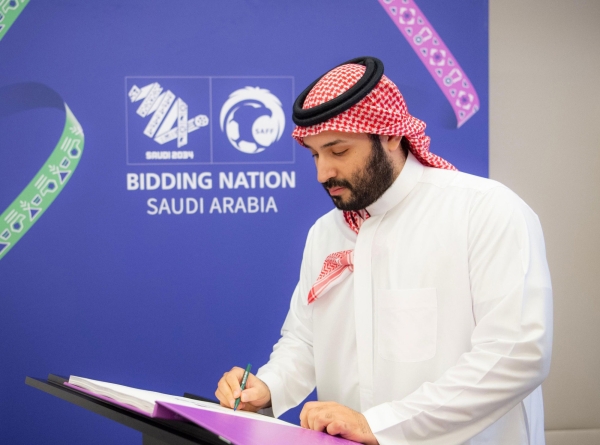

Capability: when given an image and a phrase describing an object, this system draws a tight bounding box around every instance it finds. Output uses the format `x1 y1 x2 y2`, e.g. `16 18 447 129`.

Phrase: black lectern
25 375 226 445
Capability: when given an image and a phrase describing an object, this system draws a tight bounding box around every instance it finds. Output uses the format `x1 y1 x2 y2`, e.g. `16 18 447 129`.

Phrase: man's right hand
215 367 272 412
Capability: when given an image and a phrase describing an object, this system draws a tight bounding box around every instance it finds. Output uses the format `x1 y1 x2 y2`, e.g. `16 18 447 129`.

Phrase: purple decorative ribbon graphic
378 0 480 128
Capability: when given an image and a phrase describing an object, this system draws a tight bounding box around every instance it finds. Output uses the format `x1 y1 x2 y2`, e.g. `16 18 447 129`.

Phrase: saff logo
212 77 294 164
220 87 285 154
125 76 294 165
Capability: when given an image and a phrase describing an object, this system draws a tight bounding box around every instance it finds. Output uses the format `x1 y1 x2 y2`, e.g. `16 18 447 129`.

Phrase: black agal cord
292 57 384 127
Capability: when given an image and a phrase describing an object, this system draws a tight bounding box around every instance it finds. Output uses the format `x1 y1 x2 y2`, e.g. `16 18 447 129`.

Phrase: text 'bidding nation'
126 171 295 190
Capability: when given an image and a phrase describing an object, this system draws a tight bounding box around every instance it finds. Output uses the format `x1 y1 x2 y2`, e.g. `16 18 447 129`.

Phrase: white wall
490 1 600 443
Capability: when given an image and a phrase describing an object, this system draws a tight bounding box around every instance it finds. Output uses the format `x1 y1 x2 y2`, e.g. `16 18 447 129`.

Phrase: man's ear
380 135 403 153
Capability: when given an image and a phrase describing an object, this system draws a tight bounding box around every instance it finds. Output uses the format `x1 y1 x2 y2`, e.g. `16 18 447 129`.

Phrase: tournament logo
128 82 209 149
125 77 212 164
219 87 285 154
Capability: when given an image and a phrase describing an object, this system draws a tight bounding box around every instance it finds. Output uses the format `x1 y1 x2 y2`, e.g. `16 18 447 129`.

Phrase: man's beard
322 137 396 211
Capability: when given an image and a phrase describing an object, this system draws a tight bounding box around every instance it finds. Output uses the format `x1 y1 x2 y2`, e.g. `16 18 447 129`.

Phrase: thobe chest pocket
376 288 437 362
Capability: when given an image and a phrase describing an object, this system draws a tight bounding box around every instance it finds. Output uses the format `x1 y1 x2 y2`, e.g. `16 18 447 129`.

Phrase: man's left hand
299 401 378 444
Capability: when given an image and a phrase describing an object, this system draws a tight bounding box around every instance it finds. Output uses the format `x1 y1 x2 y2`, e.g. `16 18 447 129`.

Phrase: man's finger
301 403 317 429
299 404 309 428
301 402 325 429
214 388 228 407
234 401 246 410
244 373 265 392
306 405 323 431
302 401 320 411
225 368 243 399
217 376 237 407
228 366 245 379
240 386 262 403
312 408 334 432
326 420 347 437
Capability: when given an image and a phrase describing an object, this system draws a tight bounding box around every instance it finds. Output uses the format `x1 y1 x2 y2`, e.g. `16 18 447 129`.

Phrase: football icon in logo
219 87 285 154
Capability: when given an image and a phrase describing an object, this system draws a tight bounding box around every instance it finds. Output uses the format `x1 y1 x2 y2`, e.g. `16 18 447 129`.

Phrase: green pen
234 363 252 411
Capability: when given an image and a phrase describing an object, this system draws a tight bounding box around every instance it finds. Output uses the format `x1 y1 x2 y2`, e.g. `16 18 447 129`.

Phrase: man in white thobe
215 58 553 445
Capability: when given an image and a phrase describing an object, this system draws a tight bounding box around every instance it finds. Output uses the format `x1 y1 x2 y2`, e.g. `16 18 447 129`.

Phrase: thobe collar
366 150 424 216
334 151 424 240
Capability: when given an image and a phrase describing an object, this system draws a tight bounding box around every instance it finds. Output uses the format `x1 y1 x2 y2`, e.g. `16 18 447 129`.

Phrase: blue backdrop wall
0 1 488 443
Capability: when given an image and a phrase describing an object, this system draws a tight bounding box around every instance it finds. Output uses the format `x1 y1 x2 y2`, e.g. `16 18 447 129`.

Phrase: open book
67 376 291 425
66 376 353 445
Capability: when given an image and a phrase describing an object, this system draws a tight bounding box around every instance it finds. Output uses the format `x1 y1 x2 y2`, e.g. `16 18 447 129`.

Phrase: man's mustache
322 178 353 191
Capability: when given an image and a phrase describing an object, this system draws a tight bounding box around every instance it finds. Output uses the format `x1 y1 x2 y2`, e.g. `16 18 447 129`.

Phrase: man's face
303 131 396 211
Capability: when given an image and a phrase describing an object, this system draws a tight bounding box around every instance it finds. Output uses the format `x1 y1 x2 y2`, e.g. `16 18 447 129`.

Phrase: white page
168 397 299 427
68 376 298 427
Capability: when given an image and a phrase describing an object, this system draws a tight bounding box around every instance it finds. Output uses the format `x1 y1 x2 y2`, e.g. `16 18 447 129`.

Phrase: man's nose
315 157 336 184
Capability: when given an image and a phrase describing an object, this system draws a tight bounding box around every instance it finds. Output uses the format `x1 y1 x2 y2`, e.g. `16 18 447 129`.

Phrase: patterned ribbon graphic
0 83 85 260
0 0 29 41
378 0 480 128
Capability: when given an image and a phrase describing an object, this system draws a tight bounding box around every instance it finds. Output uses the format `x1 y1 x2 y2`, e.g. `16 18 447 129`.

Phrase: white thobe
256 152 553 445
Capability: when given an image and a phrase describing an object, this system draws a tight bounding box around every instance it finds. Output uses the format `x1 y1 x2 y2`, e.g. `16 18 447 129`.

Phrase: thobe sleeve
255 226 317 418
363 186 553 445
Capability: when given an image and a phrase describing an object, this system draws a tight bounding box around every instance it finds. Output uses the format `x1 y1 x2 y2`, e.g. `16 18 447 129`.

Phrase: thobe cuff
364 403 409 444
255 371 288 419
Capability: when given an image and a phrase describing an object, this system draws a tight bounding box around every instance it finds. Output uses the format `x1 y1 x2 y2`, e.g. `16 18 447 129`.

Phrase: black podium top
25 375 226 445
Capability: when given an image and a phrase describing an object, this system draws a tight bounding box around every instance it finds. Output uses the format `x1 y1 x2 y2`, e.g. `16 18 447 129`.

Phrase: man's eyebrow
303 139 348 150
320 139 347 148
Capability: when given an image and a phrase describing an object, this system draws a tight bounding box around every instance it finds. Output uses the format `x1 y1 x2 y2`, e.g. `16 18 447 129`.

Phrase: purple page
157 402 356 445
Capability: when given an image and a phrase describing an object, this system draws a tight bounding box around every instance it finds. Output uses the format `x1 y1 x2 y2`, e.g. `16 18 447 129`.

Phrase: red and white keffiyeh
292 63 456 171
307 210 370 304
307 250 354 305
299 62 456 305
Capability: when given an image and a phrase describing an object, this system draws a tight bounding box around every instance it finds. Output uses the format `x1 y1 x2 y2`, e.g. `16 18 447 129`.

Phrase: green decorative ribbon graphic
0 0 29 41
0 83 85 260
